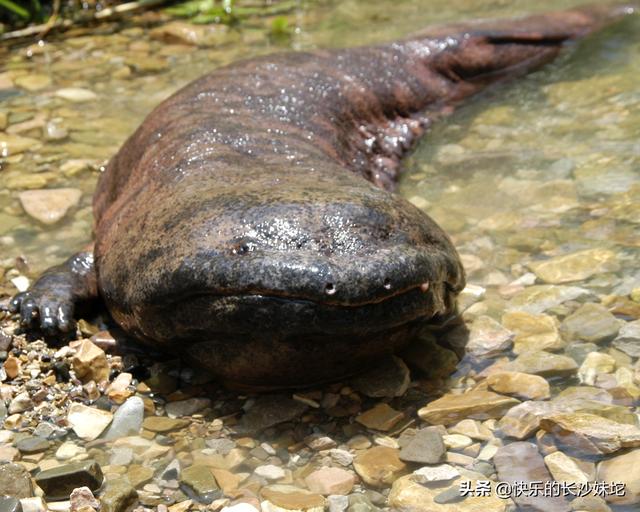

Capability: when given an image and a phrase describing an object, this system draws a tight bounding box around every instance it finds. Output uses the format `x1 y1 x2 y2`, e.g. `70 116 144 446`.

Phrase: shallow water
1 1 640 511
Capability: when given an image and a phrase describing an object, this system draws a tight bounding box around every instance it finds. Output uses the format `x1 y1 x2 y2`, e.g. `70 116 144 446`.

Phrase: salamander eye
383 278 391 290
231 238 254 255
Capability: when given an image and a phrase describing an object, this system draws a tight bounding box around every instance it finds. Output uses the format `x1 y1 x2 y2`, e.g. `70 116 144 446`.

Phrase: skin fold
10 3 637 389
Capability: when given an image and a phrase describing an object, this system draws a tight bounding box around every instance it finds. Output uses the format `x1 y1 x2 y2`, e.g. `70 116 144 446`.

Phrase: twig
0 0 172 43
39 0 61 39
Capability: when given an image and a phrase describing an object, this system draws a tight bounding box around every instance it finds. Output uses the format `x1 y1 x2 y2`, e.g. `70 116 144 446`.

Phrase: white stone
55 88 97 102
18 188 82 225
104 396 144 440
67 403 113 441
411 464 460 483
254 464 285 481
56 441 86 460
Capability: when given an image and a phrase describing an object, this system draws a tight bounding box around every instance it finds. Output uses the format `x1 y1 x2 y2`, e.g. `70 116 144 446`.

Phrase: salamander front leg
9 251 98 336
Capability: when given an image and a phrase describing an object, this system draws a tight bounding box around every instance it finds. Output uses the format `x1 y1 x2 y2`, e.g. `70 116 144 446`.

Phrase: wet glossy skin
10 3 635 388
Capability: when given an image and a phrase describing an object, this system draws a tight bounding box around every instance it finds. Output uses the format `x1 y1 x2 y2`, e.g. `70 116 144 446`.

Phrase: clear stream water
0 1 639 510
0 0 638 280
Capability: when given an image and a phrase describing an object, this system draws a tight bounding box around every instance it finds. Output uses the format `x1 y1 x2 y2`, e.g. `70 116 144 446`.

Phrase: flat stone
34 460 103 500
351 356 410 398
238 395 307 433
507 285 592 314
612 320 640 357
0 462 33 499
398 427 446 464
15 436 50 454
0 134 41 157
529 249 619 284
466 316 514 357
55 88 97 102
255 465 285 481
411 464 460 484
418 390 519 425
578 352 616 386
149 22 231 47
442 434 473 450
502 311 565 353
261 485 325 511
569 496 611 512
142 416 189 433
67 404 113 441
540 412 640 455
498 401 560 440
180 465 219 503
55 441 86 460
100 478 137 512
0 496 21 512
0 446 19 462
486 371 551 400
211 468 244 495
353 446 407 488
165 398 211 418
502 351 578 378
127 464 154 487
597 448 640 505
389 474 507 512
544 451 593 485
104 396 144 440
494 442 570 512
18 188 82 226
448 419 493 441
560 304 620 344
355 403 404 432
304 467 355 495
18 497 45 512
14 74 51 91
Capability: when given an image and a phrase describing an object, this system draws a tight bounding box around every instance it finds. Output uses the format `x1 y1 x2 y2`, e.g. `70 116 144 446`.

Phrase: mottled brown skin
11 4 636 389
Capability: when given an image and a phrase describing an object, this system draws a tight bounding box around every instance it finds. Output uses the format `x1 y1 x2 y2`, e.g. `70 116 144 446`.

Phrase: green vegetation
0 0 45 25
165 0 300 26
0 0 303 39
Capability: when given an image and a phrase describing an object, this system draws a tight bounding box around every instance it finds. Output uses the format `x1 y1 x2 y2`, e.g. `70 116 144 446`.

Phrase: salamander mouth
123 278 457 345
166 280 435 309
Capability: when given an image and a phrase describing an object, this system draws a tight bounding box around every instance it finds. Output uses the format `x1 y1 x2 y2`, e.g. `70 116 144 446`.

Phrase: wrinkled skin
11 4 636 389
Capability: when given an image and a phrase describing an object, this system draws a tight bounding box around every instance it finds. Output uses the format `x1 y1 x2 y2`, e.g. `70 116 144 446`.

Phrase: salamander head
96 175 464 388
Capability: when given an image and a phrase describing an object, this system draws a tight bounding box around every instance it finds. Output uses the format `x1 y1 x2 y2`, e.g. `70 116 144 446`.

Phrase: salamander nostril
383 278 391 290
325 283 336 295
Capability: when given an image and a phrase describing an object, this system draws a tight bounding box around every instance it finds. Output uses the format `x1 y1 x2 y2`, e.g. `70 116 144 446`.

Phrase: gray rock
0 462 33 498
565 342 599 366
0 496 21 512
351 356 410 398
494 442 570 512
612 320 640 358
560 303 620 344
328 494 349 512
238 394 307 433
165 398 211 418
104 396 144 440
205 437 235 455
34 460 103 500
33 422 68 440
434 485 465 504
399 427 446 464
15 436 50 454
